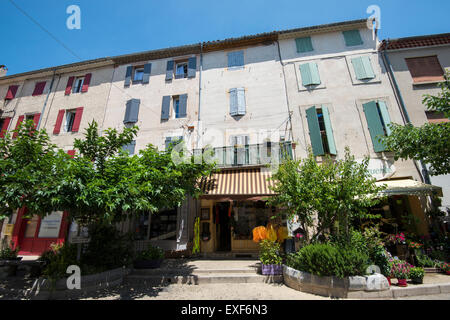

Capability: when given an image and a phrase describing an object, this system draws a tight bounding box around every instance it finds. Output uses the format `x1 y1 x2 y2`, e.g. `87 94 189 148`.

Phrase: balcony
193 141 293 168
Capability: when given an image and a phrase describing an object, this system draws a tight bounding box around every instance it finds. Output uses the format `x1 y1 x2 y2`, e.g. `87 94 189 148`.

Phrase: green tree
0 120 70 220
267 148 386 243
381 72 450 175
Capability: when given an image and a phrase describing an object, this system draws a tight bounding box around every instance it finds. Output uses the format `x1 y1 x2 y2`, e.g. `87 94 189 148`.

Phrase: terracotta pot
397 278 408 287
386 277 391 286
446 271 450 275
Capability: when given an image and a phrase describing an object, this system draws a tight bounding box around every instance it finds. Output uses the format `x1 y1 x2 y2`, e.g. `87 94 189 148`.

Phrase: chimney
0 65 7 77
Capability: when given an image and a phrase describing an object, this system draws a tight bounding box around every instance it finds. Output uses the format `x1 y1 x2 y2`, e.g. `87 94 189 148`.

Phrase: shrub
259 240 283 265
41 243 78 280
135 244 164 261
286 242 369 278
441 262 450 273
416 252 440 268
391 260 413 279
409 267 425 279
80 223 134 272
0 246 19 260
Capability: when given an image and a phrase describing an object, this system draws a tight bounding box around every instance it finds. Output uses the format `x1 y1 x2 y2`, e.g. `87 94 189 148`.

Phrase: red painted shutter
0 117 12 138
32 113 41 129
32 82 46 96
5 85 19 100
12 115 24 138
81 73 92 92
71 107 84 132
53 110 66 134
65 76 75 95
67 150 76 158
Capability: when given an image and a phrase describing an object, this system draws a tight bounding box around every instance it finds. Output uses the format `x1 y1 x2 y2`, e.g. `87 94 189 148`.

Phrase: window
229 88 246 116
64 110 77 132
124 99 140 124
32 82 46 96
351 56 375 80
173 96 181 118
405 56 445 83
122 140 136 155
175 62 188 79
165 136 183 151
363 100 391 152
343 30 363 46
425 111 449 124
305 106 336 156
299 62 321 87
25 114 35 121
295 37 313 53
149 208 177 240
231 135 249 165
227 51 244 69
133 68 144 82
72 77 84 93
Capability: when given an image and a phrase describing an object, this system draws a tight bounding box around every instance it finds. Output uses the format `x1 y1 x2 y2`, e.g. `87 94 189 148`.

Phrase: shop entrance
216 202 231 252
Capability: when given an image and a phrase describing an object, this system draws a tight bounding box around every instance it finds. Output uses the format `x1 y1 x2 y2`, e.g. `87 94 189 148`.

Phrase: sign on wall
38 211 63 238
357 159 396 181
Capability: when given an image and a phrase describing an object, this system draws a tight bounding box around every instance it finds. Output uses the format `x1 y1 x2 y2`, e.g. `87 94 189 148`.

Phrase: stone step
131 268 259 275
124 273 282 286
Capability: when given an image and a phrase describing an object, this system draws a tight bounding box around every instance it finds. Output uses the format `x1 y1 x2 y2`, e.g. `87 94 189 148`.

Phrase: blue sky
1 0 449 75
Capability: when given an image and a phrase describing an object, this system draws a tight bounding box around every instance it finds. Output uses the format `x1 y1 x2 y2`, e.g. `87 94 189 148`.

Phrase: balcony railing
193 141 293 167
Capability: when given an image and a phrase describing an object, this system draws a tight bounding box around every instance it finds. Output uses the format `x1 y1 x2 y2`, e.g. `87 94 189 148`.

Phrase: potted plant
409 267 425 284
441 263 450 275
259 240 283 275
0 246 22 277
133 244 164 269
391 260 412 287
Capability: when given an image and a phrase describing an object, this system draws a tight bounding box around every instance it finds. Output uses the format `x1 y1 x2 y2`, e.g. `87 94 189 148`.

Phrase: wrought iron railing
193 141 293 167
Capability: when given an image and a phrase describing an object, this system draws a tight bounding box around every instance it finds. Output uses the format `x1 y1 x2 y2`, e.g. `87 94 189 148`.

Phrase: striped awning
199 167 276 200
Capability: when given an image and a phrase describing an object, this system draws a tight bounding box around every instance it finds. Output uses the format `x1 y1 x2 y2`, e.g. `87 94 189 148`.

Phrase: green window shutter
321 106 337 155
343 30 363 46
363 101 387 152
300 63 321 86
295 37 313 53
351 56 375 80
377 100 392 136
306 106 324 156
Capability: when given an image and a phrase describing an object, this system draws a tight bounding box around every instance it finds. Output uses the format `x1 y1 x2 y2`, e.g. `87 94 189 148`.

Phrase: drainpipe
36 68 57 130
197 43 203 149
380 41 430 184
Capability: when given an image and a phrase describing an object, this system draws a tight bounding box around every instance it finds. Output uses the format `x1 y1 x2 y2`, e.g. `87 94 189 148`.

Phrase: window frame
175 61 188 79
64 110 77 133
132 67 145 83
72 77 84 93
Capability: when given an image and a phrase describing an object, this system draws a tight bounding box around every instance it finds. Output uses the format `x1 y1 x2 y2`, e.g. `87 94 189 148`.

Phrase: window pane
38 212 63 238
174 99 180 118
134 69 144 81
150 208 177 240
24 215 40 238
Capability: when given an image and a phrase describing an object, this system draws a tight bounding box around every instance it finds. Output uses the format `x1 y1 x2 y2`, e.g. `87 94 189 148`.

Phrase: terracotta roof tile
380 33 450 50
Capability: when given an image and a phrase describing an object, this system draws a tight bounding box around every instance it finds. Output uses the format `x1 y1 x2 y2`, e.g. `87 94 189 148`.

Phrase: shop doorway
216 202 231 251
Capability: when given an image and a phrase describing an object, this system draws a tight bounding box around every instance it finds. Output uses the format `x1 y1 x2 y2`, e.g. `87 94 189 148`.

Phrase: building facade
0 19 444 256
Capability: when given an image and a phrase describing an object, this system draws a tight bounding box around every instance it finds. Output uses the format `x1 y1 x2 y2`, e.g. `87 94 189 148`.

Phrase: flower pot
397 279 408 287
261 264 282 275
133 259 163 269
387 277 391 286
411 277 423 284
446 271 450 275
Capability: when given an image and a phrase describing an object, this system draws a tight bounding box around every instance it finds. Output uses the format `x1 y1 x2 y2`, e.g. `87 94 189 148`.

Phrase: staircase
124 259 283 287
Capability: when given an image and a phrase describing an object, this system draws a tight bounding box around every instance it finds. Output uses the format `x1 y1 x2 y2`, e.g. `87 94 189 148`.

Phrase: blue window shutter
363 101 387 152
321 106 337 155
229 88 238 116
166 60 174 81
361 56 375 79
124 99 140 124
161 96 171 120
228 51 244 68
124 66 133 86
377 101 392 136
295 37 313 53
300 63 320 86
165 137 172 151
237 88 246 115
123 140 136 155
343 30 363 46
142 63 152 84
178 94 187 118
306 106 324 156
188 57 197 78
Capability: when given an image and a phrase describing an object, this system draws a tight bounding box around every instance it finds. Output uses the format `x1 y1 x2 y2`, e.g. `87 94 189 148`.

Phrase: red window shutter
53 110 66 134
5 85 19 100
65 76 75 95
12 115 25 139
67 150 76 158
71 107 84 132
0 117 12 138
32 113 41 129
405 56 444 83
32 82 46 96
81 73 92 92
